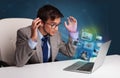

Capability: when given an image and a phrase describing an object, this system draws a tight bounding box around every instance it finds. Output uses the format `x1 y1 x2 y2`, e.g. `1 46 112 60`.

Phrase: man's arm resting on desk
15 29 36 67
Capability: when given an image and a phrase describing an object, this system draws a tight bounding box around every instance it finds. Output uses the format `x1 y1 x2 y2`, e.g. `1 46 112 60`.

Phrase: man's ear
41 20 44 27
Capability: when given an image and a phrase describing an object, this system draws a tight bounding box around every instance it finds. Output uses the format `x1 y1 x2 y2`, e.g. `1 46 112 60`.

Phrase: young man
15 4 78 67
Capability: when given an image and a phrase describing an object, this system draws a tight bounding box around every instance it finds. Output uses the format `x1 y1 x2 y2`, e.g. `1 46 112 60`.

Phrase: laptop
63 40 111 74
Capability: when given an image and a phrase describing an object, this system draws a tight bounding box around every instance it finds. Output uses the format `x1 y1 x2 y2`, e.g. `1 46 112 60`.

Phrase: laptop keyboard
64 61 86 70
77 62 94 71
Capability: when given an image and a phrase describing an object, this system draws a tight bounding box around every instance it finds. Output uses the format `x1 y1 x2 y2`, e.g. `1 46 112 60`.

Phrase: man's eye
51 24 55 26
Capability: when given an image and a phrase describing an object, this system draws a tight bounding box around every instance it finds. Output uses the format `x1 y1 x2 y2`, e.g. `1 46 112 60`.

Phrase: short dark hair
37 4 64 23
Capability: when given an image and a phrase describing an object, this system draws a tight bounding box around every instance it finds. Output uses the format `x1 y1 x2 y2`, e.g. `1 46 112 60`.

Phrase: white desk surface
0 55 120 78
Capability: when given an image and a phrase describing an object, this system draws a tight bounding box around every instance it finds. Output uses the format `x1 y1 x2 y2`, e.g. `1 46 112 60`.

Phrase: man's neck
38 27 48 36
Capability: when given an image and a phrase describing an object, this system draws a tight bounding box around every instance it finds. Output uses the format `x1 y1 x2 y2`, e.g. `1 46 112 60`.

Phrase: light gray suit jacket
15 26 76 67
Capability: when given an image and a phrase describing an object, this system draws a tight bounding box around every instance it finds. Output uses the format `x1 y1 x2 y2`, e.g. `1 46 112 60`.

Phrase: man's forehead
47 18 61 23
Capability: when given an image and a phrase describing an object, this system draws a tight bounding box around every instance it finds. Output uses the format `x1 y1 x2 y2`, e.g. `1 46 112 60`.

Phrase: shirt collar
37 29 44 40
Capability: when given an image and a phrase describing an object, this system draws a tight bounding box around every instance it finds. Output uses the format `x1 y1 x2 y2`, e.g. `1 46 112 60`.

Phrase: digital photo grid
73 26 105 62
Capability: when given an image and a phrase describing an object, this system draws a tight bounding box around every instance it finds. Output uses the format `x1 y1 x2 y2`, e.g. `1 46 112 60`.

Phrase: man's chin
49 33 56 36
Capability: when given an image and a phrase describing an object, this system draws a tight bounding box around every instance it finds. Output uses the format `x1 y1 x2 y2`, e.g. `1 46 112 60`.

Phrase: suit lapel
36 36 43 62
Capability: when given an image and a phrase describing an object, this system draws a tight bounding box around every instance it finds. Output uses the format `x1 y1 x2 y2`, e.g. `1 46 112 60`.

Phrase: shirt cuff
69 31 79 41
28 39 37 49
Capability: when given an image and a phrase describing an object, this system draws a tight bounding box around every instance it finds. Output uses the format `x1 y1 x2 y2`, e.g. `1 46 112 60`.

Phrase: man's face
44 18 61 36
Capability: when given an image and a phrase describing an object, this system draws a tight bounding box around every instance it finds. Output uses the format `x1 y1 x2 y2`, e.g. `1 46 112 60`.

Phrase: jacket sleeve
15 29 36 67
58 32 77 57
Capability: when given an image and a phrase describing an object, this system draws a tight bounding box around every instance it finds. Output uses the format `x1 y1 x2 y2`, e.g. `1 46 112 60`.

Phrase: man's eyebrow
50 22 61 25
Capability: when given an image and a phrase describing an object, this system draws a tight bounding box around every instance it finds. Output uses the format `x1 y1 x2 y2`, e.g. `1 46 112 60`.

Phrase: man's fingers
64 21 67 28
64 21 69 29
36 22 41 28
32 18 42 29
67 17 71 25
32 18 40 25
69 16 77 23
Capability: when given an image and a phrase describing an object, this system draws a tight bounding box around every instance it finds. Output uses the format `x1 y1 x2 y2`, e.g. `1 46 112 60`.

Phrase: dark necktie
42 36 48 62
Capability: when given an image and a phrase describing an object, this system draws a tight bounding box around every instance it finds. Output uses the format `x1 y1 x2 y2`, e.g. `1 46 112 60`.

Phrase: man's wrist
69 31 79 41
28 38 37 49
